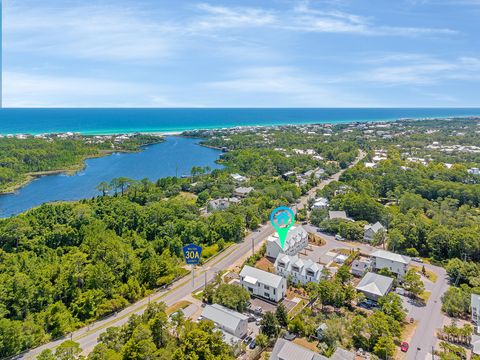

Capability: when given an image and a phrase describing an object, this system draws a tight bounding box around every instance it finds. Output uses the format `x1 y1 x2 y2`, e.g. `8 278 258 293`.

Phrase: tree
260 312 279 338
96 182 110 196
275 303 289 327
336 264 352 284
212 284 250 312
255 333 269 348
55 340 84 360
373 335 395 359
38 349 57 360
378 293 406 322
403 268 425 298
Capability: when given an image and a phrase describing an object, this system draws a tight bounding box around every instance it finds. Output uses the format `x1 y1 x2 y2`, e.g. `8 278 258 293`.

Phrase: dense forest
0 134 162 193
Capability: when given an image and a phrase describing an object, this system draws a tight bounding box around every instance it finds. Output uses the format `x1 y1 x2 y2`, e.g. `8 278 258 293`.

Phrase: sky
2 0 480 107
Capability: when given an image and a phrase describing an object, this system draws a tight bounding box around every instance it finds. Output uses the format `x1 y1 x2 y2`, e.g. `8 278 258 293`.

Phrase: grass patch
255 257 275 273
166 300 192 316
289 299 307 319
419 291 431 302
201 242 233 260
411 265 438 283
293 338 319 353
192 290 204 301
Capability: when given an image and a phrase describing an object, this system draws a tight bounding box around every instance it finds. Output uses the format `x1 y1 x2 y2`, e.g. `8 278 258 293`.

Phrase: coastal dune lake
0 137 222 218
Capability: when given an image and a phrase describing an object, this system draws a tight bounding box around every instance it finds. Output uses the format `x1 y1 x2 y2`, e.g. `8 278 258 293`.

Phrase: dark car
249 340 256 349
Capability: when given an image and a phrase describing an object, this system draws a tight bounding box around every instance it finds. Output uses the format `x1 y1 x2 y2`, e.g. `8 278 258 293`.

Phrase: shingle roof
364 221 385 233
240 265 284 288
330 348 355 360
202 304 248 334
356 272 393 297
371 250 411 264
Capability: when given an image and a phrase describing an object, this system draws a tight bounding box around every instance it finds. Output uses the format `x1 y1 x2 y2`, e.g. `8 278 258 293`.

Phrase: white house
266 226 309 259
472 294 480 331
356 272 394 301
364 222 386 242
240 265 286 302
230 173 248 182
468 168 480 175
371 250 411 278
201 303 249 339
312 197 329 210
472 335 480 356
274 254 324 285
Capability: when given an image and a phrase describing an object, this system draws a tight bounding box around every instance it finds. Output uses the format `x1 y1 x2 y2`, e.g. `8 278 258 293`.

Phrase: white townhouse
266 225 309 259
364 222 386 242
240 265 286 303
230 173 248 182
201 303 249 339
472 294 480 331
371 250 411 279
274 254 324 285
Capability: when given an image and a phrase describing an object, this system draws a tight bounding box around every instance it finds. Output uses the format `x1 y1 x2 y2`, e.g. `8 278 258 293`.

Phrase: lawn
293 338 319 353
411 265 438 283
166 300 192 316
255 257 275 273
419 290 431 302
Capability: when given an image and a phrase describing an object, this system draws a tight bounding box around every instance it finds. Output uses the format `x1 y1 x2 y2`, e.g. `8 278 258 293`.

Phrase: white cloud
4 3 174 61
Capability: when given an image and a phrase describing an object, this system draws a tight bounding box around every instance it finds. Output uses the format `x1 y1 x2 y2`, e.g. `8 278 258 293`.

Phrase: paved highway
17 150 365 359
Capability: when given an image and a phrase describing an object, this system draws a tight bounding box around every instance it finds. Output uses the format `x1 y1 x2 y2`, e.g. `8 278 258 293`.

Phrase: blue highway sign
183 244 202 265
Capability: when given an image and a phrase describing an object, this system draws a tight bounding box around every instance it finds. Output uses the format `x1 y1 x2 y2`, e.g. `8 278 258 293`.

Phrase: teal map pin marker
270 206 295 249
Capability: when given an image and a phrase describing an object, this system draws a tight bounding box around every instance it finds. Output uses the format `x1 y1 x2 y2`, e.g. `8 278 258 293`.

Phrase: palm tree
96 181 110 196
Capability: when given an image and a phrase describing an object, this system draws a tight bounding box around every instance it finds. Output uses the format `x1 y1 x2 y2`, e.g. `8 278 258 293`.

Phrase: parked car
283 332 297 341
395 287 406 296
243 336 253 344
249 340 256 349
335 234 344 241
412 257 424 263
400 342 409 352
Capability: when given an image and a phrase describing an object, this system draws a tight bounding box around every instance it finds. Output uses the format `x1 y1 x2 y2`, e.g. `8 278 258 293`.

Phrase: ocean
1 108 480 134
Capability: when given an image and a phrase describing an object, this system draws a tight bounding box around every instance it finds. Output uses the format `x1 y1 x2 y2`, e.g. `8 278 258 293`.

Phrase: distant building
472 335 480 356
207 198 240 212
356 272 394 301
328 211 353 221
233 186 254 198
266 226 309 259
472 294 480 331
364 222 386 242
351 257 372 277
274 254 324 285
230 173 248 182
371 250 411 278
240 265 286 302
312 197 329 210
201 303 249 339
468 168 480 175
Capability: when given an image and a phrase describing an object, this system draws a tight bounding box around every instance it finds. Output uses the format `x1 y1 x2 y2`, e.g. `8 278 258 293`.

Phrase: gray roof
270 339 326 360
356 272 394 297
240 265 284 288
364 221 385 233
234 186 254 194
202 304 248 333
371 250 411 264
331 348 355 360
329 211 349 220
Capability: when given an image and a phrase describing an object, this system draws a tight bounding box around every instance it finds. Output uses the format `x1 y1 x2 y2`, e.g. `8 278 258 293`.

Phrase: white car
335 234 344 241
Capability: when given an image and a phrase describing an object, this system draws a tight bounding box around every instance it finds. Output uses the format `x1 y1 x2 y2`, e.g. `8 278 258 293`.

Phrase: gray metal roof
240 265 284 288
331 348 355 360
356 272 393 297
371 250 411 264
270 339 326 360
202 304 248 333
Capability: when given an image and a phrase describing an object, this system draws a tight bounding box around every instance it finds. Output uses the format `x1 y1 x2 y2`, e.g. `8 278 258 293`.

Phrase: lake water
0 137 222 218
1 108 480 134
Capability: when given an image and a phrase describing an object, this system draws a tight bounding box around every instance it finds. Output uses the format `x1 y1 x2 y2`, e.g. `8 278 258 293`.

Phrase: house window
306 270 314 277
292 266 299 272
278 263 285 268
264 284 270 290
264 292 269 298
248 287 254 293
273 289 276 295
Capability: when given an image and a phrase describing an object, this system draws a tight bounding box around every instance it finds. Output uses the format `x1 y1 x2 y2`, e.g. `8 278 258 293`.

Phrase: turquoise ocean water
1 108 480 134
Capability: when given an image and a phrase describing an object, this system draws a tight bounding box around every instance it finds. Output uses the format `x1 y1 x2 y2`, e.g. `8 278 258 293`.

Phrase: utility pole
252 237 255 257
205 270 207 289
191 264 194 287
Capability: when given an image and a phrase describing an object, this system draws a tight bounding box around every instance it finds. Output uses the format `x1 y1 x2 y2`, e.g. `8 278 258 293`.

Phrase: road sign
183 244 202 265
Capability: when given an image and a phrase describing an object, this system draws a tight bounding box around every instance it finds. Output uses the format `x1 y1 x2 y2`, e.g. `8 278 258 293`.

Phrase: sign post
182 244 202 288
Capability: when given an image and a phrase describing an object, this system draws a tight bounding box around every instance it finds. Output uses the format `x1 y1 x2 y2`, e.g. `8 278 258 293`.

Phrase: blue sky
3 0 480 107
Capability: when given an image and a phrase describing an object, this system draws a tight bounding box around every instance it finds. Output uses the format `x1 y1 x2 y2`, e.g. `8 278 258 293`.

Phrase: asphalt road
15 150 365 359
